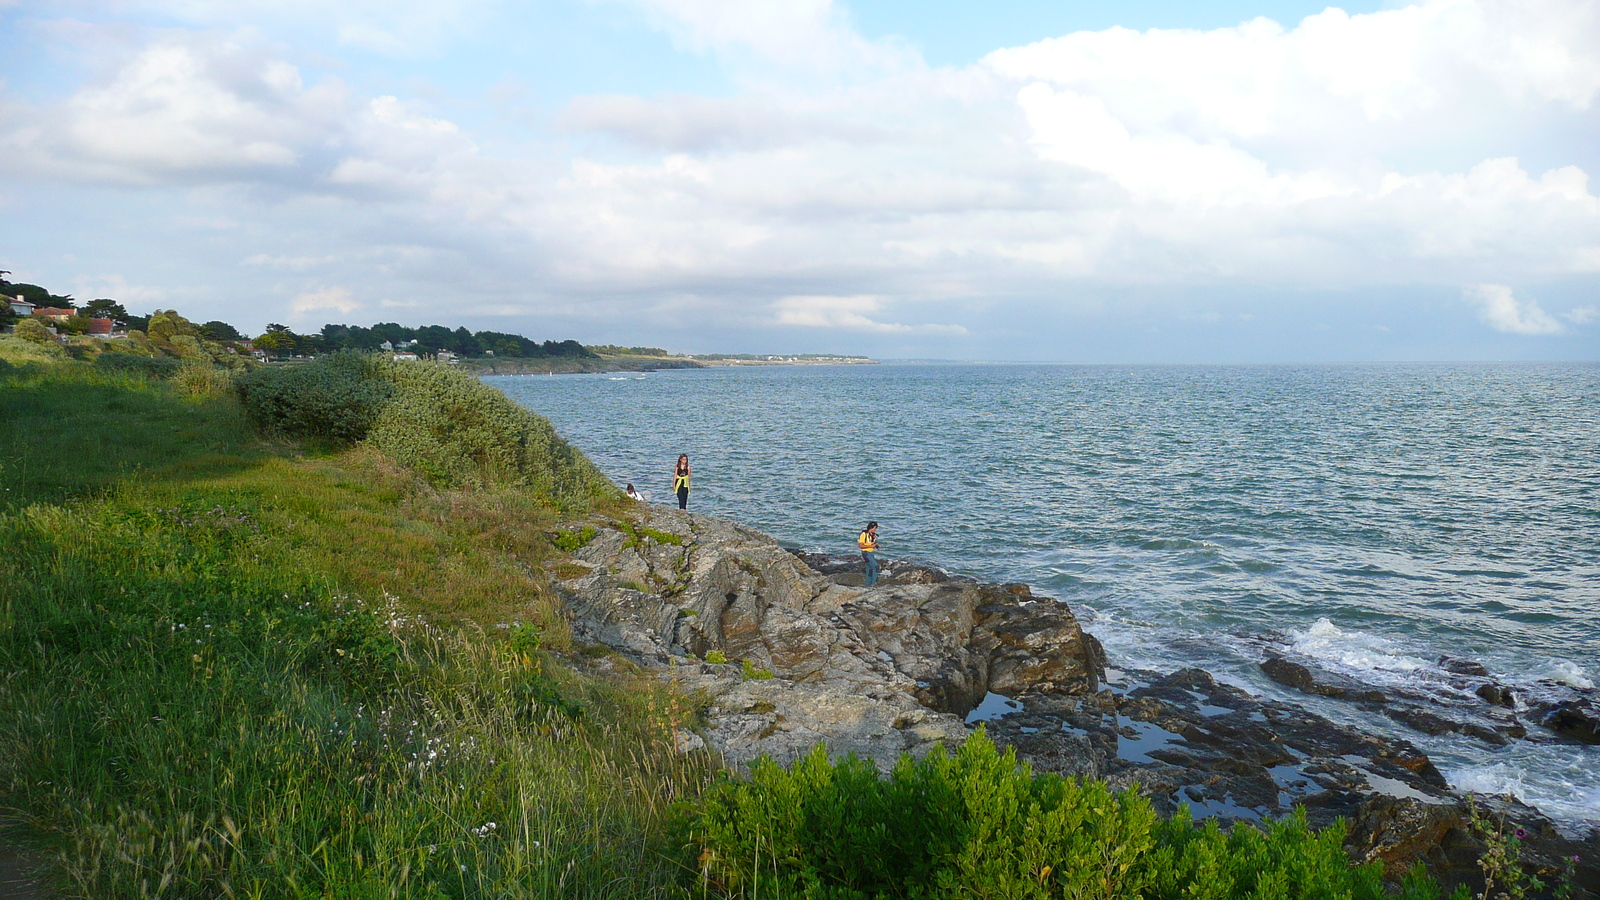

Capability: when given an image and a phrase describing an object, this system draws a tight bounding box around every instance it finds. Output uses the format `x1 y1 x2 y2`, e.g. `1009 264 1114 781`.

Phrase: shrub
364 359 615 508
0 333 67 365
704 650 728 665
94 352 182 379
552 525 597 552
14 317 56 346
175 360 234 398
235 352 395 444
683 730 1448 900
236 353 616 510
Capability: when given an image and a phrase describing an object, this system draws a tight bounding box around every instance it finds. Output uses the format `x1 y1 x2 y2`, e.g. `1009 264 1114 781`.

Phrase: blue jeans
862 551 879 587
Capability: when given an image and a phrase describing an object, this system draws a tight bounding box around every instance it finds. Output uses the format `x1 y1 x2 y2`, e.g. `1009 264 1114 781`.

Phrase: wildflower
1515 828 1527 839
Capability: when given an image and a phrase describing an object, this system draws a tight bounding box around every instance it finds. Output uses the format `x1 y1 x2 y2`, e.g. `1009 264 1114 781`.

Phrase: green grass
0 364 259 512
0 363 713 898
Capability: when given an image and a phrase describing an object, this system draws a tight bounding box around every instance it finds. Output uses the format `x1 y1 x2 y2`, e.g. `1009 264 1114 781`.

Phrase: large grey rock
554 507 1104 767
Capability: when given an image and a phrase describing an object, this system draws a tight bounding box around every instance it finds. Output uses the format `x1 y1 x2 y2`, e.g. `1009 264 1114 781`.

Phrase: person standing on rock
858 521 880 587
673 454 691 510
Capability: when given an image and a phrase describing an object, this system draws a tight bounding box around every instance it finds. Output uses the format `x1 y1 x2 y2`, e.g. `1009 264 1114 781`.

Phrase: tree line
257 323 596 360
2 272 604 361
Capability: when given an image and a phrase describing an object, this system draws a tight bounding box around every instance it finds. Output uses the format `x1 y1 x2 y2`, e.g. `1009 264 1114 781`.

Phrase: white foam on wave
1288 618 1433 679
1449 761 1600 834
1540 659 1595 690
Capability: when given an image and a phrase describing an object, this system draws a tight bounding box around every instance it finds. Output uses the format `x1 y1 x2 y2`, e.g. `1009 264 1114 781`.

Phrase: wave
1287 618 1434 679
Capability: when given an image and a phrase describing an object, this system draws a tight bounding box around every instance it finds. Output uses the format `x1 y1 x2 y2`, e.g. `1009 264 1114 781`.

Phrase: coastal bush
235 351 395 443
13 316 56 346
365 358 615 508
236 353 616 509
1 330 68 364
684 731 1452 900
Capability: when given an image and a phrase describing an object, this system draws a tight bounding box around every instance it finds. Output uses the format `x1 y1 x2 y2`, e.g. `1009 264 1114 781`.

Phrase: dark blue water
490 362 1600 825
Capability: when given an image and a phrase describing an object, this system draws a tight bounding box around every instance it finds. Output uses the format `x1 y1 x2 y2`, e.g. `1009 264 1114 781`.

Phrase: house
86 318 114 336
32 307 75 321
436 350 459 364
8 296 34 318
393 352 420 362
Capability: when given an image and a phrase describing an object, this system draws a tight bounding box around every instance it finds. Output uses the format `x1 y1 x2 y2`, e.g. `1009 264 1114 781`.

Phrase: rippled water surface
491 362 1600 825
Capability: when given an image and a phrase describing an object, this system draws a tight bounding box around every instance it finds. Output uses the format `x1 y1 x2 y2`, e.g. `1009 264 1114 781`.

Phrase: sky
1 0 1597 362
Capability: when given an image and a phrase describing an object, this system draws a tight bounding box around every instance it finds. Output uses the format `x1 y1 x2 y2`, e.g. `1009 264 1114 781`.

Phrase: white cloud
1468 284 1566 334
0 30 345 183
773 295 966 333
4 0 1599 347
291 286 362 315
1566 304 1599 324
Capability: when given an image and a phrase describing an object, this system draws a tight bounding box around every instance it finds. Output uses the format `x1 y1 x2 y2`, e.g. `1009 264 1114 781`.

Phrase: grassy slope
0 363 709 898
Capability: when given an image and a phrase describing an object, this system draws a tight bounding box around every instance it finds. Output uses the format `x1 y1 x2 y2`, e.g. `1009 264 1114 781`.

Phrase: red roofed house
32 307 75 321
87 318 115 335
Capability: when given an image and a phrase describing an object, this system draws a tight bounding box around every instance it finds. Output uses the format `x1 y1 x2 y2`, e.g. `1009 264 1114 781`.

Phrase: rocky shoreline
552 506 1599 896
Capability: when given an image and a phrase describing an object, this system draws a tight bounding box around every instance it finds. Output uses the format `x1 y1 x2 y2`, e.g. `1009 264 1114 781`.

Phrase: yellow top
858 530 878 552
674 474 690 490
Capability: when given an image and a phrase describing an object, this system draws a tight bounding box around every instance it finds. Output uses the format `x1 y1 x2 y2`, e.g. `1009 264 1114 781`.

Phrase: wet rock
1476 683 1516 708
1440 657 1491 678
1532 699 1600 744
1261 656 1389 704
1384 707 1514 746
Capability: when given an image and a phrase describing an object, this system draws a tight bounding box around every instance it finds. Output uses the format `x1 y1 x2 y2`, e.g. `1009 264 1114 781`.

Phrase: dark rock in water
1262 655 1316 691
1476 682 1516 708
1261 655 1389 704
1440 656 1491 678
1385 707 1513 746
1533 699 1600 744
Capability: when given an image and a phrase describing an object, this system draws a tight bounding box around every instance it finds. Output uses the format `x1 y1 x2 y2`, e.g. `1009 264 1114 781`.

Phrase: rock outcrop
555 507 1102 767
551 506 1600 897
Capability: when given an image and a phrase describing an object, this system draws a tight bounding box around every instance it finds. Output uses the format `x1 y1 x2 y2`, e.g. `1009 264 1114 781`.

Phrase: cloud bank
1 0 1597 355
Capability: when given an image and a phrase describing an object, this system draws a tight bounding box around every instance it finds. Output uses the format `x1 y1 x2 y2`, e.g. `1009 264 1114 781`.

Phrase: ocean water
490 362 1600 828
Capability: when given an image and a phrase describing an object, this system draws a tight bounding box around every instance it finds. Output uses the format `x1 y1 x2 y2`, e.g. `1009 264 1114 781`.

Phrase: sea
488 362 1600 830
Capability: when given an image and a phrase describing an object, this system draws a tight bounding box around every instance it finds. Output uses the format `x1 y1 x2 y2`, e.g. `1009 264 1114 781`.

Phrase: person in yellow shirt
858 521 880 587
673 454 691 510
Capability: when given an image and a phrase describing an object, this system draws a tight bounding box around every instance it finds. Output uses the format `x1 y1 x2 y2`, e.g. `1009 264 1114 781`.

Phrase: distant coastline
460 352 877 375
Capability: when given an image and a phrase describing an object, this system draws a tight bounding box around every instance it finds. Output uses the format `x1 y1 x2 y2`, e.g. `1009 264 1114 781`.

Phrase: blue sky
1 0 1597 361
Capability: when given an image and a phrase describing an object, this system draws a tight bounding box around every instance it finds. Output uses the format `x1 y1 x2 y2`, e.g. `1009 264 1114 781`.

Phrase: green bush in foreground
685 732 1455 900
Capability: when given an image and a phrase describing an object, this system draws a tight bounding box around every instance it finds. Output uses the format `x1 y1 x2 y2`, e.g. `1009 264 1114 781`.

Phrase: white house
393 352 420 362
9 296 36 317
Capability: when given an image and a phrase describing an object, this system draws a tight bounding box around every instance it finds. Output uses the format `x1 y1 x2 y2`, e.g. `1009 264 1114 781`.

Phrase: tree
84 299 130 321
199 320 244 341
0 301 15 330
253 329 299 357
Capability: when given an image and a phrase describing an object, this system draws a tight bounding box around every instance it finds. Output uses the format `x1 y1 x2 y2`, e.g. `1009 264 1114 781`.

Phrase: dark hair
865 521 878 530
626 483 635 491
